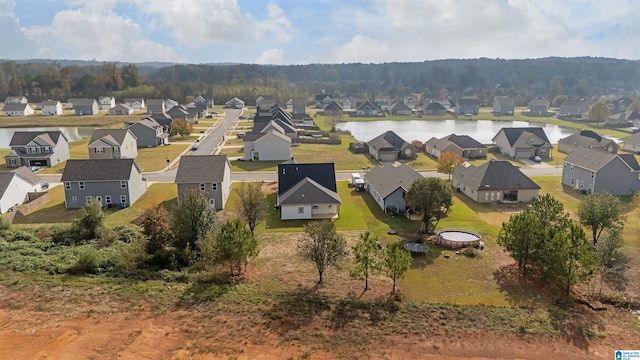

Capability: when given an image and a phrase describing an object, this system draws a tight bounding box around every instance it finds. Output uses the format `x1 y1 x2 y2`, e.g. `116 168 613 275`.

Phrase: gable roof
559 130 615 148
622 132 640 145
278 177 342 205
277 163 337 196
564 147 639 172
146 99 165 106
561 99 588 108
493 127 551 146
132 117 162 130
323 100 343 111
494 96 515 106
424 102 446 111
364 162 422 199
390 101 412 112
111 103 133 111
427 134 486 150
3 103 30 112
61 159 140 181
41 100 60 106
0 173 18 199
9 131 66 147
175 155 230 183
89 129 135 147
74 98 97 107
367 131 411 151
528 98 550 106
11 166 42 185
356 100 382 112
457 96 480 106
452 160 540 190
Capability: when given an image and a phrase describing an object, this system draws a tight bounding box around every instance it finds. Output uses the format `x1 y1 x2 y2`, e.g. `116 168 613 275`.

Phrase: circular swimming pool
437 229 482 249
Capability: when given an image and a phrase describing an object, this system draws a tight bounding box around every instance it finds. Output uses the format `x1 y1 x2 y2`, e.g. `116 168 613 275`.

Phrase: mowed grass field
0 109 146 128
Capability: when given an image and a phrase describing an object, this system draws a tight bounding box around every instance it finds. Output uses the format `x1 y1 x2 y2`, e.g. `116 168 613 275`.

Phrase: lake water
334 119 578 144
0 127 95 148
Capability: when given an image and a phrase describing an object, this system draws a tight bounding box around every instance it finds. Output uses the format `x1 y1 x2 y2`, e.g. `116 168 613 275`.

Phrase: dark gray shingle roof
452 160 540 190
9 131 66 147
61 159 139 181
364 163 422 199
495 127 550 146
278 177 341 205
89 129 134 146
175 155 229 183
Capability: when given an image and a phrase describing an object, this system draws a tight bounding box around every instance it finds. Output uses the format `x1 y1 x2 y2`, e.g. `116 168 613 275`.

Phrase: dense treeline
1 57 639 106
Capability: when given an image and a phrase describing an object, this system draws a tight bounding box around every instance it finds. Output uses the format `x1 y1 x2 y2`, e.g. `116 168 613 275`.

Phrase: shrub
95 227 119 249
462 247 480 258
70 247 102 274
51 225 82 246
112 224 144 243
7 229 37 242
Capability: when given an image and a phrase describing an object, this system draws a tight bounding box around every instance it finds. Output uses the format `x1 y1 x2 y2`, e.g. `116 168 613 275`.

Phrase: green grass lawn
104 183 177 226
223 137 244 146
38 138 91 174
136 144 190 172
0 111 144 128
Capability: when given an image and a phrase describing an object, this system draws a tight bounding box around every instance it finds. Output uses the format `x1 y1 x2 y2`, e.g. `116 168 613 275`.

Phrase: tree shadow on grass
452 191 495 214
408 243 444 268
547 305 602 352
179 273 236 307
13 203 81 224
329 292 400 329
265 286 330 334
560 184 586 201
231 160 282 171
493 264 556 308
356 190 421 235
263 193 309 230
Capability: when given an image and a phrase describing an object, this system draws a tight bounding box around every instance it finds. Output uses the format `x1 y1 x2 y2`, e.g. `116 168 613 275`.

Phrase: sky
1 0 640 65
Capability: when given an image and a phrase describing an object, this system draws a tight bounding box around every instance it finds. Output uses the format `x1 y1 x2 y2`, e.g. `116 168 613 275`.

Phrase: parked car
40 181 49 190
191 144 199 151
237 132 246 139
29 166 40 172
205 114 213 118
530 155 542 162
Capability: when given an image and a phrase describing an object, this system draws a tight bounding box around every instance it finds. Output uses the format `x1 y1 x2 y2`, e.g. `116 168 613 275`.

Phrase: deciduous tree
437 152 465 181
299 220 347 284
73 198 106 241
351 231 382 291
214 219 259 276
235 182 268 234
171 119 192 137
383 242 412 293
406 177 453 233
588 100 610 127
577 192 624 245
140 205 172 254
171 189 218 264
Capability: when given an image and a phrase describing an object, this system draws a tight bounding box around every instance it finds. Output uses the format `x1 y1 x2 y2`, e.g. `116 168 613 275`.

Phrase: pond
0 127 96 148
334 119 578 144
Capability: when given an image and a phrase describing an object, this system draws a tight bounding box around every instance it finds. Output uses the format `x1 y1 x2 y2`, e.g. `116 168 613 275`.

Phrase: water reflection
335 119 578 144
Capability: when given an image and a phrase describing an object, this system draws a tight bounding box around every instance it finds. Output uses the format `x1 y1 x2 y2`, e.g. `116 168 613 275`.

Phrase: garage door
515 151 532 159
29 159 47 166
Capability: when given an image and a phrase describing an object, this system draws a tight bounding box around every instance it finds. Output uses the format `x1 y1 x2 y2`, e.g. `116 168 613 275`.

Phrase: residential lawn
135 144 190 172
465 152 525 167
291 142 378 170
530 175 583 213
169 135 201 142
38 138 91 174
104 183 177 226
0 148 9 170
12 185 82 226
0 111 144 128
219 147 243 158
545 144 567 166
230 160 281 172
223 137 244 146
236 121 253 128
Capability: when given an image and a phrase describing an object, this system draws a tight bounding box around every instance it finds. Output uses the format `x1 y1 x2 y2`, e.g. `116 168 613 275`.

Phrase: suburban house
621 132 640 153
528 98 550 116
354 100 382 116
375 96 391 111
41 100 63 116
315 94 333 108
253 106 299 139
167 104 197 123
390 101 412 115
5 96 28 104
367 131 417 161
277 162 341 220
322 100 343 117
606 110 640 126
492 127 552 159
562 147 640 195
98 96 115 111
456 95 480 115
452 160 540 203
256 95 276 107
431 99 451 110
175 155 231 210
4 131 70 168
3 102 34 116
146 99 166 114
292 98 306 115
607 96 633 113
403 95 419 110
88 129 138 159
73 98 99 116
424 134 487 159
557 130 618 154
422 101 447 115
108 103 134 115
0 167 44 214
243 130 291 161
559 99 589 116
150 113 173 131
65 98 83 109
342 97 361 110
123 98 145 111
165 99 178 110
61 159 147 209
492 96 515 115
194 95 214 115
127 118 169 147
286 98 293 110
364 162 422 214
225 97 245 109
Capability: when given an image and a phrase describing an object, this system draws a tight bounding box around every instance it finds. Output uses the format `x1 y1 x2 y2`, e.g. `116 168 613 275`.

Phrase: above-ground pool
437 229 482 249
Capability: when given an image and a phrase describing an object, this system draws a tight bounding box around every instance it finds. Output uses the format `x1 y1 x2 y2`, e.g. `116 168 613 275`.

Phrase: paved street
191 109 241 155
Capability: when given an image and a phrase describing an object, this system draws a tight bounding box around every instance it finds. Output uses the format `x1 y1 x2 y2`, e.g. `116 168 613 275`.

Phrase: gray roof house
194 95 214 116
123 98 145 111
88 129 138 159
98 96 115 111
149 112 173 130
322 100 343 117
65 98 83 109
364 162 422 214
277 162 341 220
423 101 447 115
424 134 487 159
492 96 515 115
558 130 618 154
562 147 640 195
559 99 589 117
353 100 382 116
73 98 99 116
492 127 552 159
243 130 291 161
108 103 134 116
0 167 44 214
621 132 640 153
4 131 70 168
146 99 166 114
175 155 231 211
225 97 245 109
292 98 307 115
452 160 540 203
3 102 34 116
606 110 640 126
528 98 550 116
127 118 169 147
5 96 28 104
367 131 417 162
61 159 147 209
41 100 63 116
390 101 412 116
456 95 480 115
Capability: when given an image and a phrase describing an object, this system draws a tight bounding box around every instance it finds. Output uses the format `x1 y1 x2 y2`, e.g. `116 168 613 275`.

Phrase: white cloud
132 0 293 48
254 48 283 64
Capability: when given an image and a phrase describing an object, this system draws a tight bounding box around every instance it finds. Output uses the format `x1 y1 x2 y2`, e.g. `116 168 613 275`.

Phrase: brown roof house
424 134 487 159
452 160 540 203
367 131 417 162
558 130 618 154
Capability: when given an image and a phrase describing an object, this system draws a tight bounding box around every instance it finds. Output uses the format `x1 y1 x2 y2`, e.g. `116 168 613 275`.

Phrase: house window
485 193 489 201
591 172 594 178
65 182 71 190
9 159 16 165
79 181 85 190
121 181 127 189
571 178 575 185
312 205 319 209
212 183 218 191
72 196 77 203
105 195 112 204
44 147 50 153
570 165 573 171
95 147 104 153
563 163 567 168
114 147 119 153
200 183 205 191
28 147 39 154
298 207 304 214
85 196 92 204
120 195 127 203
